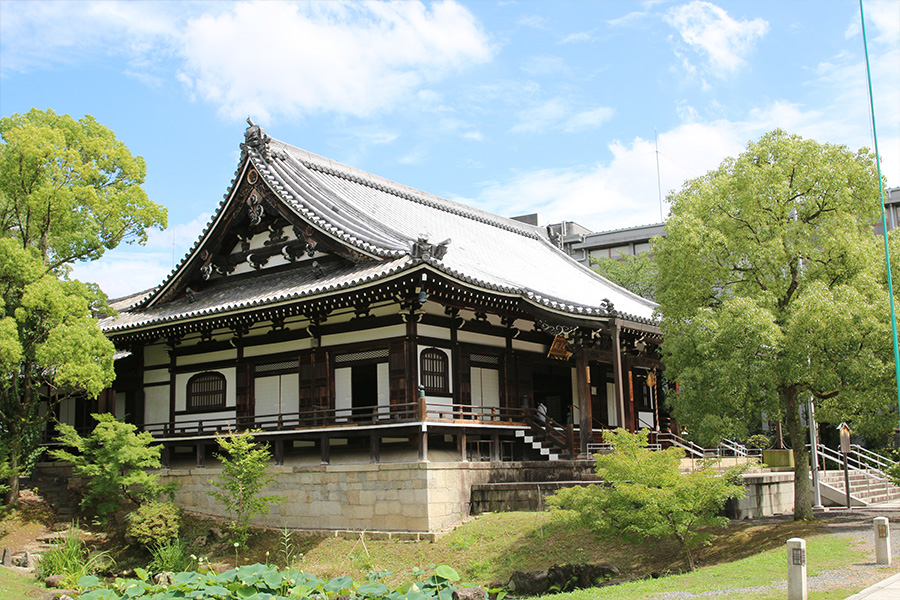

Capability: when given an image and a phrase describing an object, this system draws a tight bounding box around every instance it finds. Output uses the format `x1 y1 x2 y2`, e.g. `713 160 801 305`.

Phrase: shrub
49 413 175 517
207 430 284 544
745 434 771 450
149 538 194 574
548 428 748 571
127 501 181 549
37 523 113 589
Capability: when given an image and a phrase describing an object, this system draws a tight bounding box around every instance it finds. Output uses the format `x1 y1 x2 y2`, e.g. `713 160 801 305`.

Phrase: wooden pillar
451 311 461 405
370 433 380 464
458 431 468 462
320 435 330 465
406 312 419 408
167 346 177 437
611 320 626 430
491 433 500 462
196 442 205 468
626 362 638 432
160 445 170 469
274 438 284 466
575 348 592 457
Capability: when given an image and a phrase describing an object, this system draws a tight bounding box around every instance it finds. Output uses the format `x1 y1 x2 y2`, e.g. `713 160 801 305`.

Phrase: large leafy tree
655 129 893 521
0 109 167 504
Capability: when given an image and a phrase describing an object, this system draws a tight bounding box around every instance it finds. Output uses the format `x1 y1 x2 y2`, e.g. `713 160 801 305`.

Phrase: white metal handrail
850 444 897 475
656 432 706 458
812 443 891 483
718 438 748 457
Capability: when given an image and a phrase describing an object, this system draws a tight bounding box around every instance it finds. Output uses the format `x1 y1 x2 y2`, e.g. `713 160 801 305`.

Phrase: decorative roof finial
244 118 267 149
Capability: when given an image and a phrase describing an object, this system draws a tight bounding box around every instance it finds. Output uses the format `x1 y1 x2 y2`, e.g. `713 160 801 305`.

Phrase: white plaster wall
322 324 406 347
144 386 169 426
144 345 169 368
244 338 313 357
143 369 170 385
511 339 546 353
457 331 506 348
177 349 237 367
418 325 451 340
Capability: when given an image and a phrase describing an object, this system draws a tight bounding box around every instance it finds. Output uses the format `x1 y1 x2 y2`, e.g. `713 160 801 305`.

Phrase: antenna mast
655 129 663 222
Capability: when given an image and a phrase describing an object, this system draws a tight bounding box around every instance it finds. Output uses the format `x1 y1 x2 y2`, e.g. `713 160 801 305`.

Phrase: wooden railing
137 398 531 439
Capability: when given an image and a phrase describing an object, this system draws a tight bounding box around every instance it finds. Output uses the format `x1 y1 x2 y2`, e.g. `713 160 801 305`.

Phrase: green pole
860 0 900 430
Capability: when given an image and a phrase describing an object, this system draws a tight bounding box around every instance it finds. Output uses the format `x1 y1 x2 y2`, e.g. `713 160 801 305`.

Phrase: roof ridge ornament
410 236 451 262
243 117 270 159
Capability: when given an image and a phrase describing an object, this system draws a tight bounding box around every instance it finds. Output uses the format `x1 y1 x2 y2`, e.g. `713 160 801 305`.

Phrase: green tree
654 129 892 521
0 109 166 504
208 431 284 544
591 251 658 301
49 413 172 517
1 239 117 503
0 108 164 268
547 429 747 571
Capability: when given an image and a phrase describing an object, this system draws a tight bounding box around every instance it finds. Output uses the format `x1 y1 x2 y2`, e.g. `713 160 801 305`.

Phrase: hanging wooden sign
548 335 571 360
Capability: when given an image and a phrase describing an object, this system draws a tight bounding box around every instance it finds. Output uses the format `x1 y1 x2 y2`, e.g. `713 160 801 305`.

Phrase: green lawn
539 532 893 600
0 566 43 600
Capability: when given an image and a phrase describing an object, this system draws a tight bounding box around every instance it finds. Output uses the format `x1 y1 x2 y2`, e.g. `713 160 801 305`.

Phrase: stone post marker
787 537 807 600
874 517 892 565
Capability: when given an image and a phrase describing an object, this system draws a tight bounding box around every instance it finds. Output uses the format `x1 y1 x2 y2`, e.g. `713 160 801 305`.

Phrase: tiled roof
101 257 413 333
102 126 657 334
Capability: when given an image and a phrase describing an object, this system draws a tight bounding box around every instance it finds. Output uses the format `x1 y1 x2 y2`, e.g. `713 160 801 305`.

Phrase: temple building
84 123 663 532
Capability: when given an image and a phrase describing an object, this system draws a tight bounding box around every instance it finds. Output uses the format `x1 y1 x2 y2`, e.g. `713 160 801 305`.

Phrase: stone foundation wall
726 471 795 519
156 459 599 533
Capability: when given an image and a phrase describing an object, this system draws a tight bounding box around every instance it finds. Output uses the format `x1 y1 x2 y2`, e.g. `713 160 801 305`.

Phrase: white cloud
463 120 746 232
664 1 769 78
1 1 492 121
177 0 492 121
564 107 615 133
0 0 186 76
560 31 595 44
511 98 615 134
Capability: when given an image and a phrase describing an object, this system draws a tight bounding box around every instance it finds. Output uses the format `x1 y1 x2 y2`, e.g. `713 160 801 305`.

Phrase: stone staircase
816 469 900 506
19 461 80 521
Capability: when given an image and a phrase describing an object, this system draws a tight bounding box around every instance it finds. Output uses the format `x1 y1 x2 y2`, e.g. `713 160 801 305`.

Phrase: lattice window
255 360 297 374
470 353 499 366
187 372 226 411
334 348 390 364
420 348 449 394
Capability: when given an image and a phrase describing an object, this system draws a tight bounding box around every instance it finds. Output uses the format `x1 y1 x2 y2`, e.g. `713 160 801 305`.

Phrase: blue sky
1 0 898 298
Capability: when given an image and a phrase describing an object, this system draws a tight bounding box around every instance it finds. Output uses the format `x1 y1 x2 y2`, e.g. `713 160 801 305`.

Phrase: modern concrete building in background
517 185 899 269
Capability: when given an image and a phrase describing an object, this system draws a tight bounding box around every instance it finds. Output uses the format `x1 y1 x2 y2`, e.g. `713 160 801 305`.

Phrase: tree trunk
4 453 20 507
783 386 814 520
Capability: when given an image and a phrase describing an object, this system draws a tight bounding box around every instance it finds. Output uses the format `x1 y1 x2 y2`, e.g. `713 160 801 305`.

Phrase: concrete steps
816 469 900 506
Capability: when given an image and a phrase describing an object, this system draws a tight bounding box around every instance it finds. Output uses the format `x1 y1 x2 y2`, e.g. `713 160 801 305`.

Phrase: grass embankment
1 509 893 599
